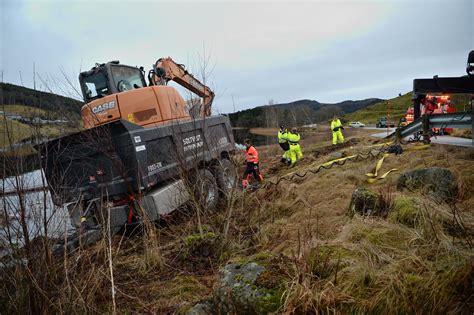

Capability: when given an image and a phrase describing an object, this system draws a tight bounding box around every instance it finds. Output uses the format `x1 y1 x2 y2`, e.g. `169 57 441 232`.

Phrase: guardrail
388 111 472 142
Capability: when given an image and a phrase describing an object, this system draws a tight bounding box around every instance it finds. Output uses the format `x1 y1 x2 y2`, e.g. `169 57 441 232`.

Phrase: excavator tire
191 169 219 210
213 158 238 199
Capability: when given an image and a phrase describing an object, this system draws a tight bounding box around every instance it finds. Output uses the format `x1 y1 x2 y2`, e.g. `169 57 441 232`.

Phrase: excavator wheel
213 158 238 199
191 169 219 210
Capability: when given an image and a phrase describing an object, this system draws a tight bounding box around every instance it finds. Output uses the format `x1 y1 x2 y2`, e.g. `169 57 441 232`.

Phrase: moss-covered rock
348 188 378 217
397 167 458 203
185 232 216 246
214 262 282 314
183 232 217 258
185 301 214 315
390 196 420 227
178 232 219 272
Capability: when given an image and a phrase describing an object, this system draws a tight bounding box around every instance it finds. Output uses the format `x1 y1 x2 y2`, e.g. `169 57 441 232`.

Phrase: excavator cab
79 58 214 129
79 60 191 129
79 61 147 102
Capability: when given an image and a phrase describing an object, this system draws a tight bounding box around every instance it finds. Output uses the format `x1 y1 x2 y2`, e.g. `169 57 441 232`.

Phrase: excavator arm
149 57 215 117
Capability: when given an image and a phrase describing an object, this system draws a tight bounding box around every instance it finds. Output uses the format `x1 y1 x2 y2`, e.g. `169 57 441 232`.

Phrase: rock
329 151 344 160
214 262 281 314
348 188 378 216
397 167 458 202
186 302 214 315
389 196 420 227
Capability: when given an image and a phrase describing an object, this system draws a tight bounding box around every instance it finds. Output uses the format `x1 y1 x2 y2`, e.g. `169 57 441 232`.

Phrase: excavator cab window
110 65 146 92
82 72 109 101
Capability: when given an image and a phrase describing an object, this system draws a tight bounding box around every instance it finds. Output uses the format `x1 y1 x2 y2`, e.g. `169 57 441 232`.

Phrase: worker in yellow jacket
277 125 290 165
288 127 303 167
330 116 344 145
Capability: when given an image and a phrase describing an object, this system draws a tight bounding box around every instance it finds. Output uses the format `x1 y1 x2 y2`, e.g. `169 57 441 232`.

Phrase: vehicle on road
376 117 395 128
349 121 365 128
404 95 456 135
39 58 236 251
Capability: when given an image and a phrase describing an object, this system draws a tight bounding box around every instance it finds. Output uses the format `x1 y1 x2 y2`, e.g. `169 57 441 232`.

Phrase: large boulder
214 262 281 314
328 151 344 160
348 188 379 216
186 302 214 315
397 167 458 203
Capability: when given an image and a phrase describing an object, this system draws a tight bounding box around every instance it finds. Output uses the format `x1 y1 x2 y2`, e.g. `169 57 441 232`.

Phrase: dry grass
2 135 473 313
451 128 472 139
1 104 50 117
254 141 474 313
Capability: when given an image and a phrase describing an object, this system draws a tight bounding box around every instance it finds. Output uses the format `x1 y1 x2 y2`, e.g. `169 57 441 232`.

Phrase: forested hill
229 98 383 128
0 83 83 115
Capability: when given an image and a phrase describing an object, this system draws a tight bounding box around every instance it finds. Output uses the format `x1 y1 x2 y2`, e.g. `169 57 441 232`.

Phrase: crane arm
149 57 215 117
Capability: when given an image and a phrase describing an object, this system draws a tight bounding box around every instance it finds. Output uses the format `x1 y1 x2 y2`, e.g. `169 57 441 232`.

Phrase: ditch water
232 128 275 146
0 170 73 258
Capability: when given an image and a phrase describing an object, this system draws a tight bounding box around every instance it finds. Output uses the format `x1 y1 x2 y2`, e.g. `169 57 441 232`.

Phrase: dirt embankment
2 128 473 313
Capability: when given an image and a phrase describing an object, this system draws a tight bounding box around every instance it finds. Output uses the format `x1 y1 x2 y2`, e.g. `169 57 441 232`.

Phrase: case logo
92 101 116 114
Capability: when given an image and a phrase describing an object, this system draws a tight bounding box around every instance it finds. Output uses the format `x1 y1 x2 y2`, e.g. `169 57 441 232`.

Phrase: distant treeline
0 83 83 118
229 98 383 128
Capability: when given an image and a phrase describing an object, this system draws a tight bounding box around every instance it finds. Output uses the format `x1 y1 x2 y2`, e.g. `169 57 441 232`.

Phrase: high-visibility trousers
289 143 303 164
332 130 344 145
279 142 290 161
243 162 263 182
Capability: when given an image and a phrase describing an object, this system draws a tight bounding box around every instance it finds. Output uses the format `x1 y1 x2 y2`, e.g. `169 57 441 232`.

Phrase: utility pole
387 99 391 137
19 71 24 86
33 62 36 90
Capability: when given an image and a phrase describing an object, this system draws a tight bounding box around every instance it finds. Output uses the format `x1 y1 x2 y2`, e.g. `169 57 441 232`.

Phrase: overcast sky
1 0 472 113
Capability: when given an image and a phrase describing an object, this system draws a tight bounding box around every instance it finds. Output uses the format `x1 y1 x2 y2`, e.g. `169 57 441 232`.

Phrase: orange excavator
41 58 234 251
79 57 215 129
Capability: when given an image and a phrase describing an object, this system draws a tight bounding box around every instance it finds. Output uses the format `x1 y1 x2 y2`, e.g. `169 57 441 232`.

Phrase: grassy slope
345 92 471 125
1 105 49 117
4 129 471 313
0 104 81 148
0 119 33 147
344 93 412 125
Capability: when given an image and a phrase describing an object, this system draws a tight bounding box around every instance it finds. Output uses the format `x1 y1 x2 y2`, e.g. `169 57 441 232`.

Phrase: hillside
0 83 83 153
2 128 472 313
229 98 383 128
345 92 472 124
0 83 83 118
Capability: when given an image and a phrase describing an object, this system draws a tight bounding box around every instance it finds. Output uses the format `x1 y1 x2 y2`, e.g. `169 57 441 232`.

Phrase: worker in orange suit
242 139 263 189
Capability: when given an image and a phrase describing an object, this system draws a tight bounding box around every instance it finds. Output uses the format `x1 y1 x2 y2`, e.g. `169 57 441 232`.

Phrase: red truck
404 95 456 134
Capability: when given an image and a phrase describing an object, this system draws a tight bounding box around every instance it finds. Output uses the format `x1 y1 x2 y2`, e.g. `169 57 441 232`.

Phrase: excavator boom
150 57 215 117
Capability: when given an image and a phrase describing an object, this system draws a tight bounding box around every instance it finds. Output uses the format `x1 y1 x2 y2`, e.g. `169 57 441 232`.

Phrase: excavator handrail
149 57 215 117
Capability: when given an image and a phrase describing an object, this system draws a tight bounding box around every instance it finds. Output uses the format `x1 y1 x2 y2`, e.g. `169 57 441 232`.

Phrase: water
1 170 73 257
232 128 274 146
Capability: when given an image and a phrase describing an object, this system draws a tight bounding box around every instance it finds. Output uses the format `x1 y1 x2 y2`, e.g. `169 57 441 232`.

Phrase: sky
0 0 472 114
